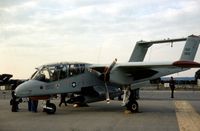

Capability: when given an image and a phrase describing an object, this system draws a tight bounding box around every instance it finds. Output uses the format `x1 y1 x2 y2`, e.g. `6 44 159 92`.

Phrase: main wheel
126 100 138 113
45 103 56 114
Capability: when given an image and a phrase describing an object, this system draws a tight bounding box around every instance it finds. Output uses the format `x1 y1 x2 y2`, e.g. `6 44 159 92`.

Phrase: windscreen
31 65 67 82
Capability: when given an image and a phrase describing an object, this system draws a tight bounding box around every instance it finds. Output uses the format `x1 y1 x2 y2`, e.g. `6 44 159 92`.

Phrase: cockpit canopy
31 63 86 82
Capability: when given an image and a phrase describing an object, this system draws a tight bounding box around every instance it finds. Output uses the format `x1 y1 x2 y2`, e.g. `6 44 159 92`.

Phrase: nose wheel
43 103 56 114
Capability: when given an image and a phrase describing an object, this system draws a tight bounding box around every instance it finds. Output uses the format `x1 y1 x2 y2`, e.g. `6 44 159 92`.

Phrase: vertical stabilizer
180 35 200 61
129 42 152 62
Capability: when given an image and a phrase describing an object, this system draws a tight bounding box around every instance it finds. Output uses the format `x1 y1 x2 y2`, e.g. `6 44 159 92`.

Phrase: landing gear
126 100 138 113
43 100 56 114
122 86 139 113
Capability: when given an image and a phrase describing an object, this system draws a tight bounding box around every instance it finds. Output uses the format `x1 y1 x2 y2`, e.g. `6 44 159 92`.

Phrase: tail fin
180 35 200 61
129 42 152 62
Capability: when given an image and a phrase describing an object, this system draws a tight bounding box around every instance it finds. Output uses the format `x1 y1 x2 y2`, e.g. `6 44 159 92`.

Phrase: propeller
103 58 117 103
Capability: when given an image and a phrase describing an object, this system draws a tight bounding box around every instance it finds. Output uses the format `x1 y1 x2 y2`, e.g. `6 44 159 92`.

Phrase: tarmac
0 90 200 131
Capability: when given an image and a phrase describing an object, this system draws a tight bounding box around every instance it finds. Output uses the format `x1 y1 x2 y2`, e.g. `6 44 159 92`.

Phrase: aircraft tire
126 100 138 113
45 103 56 114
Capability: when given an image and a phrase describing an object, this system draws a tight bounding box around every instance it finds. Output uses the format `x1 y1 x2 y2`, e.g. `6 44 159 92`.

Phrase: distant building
161 77 197 85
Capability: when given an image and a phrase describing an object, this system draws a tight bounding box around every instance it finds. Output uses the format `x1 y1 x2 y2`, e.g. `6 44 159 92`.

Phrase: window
31 67 51 82
31 63 86 81
69 64 85 77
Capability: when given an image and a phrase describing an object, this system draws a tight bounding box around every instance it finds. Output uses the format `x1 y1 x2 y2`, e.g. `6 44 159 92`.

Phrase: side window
51 69 59 81
59 65 68 79
80 64 85 73
69 64 85 77
69 64 76 77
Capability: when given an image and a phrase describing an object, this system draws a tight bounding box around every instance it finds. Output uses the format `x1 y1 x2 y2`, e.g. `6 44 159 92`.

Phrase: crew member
11 90 18 112
30 99 38 112
59 93 67 107
169 77 176 98
10 83 20 112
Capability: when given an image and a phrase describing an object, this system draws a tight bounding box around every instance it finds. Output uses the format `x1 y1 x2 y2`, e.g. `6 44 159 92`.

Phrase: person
10 82 19 112
28 98 32 111
169 77 176 98
11 90 19 112
59 93 67 107
28 98 38 112
10 81 23 112
31 99 38 112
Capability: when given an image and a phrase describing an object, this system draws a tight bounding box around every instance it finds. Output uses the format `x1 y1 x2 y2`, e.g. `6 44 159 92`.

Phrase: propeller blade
103 58 117 103
104 58 117 81
104 82 110 104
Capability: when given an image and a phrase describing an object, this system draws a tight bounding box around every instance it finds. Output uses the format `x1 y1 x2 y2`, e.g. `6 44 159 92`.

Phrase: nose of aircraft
15 80 36 97
15 80 47 97
15 82 29 97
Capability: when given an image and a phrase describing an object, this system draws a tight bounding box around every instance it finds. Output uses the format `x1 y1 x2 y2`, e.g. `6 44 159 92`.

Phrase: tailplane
180 35 200 61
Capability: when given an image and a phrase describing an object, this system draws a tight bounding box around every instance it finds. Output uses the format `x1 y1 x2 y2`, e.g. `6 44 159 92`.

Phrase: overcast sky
0 0 200 79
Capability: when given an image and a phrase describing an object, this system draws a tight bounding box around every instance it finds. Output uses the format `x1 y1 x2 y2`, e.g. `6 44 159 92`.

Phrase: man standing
11 90 18 112
10 83 20 112
59 93 67 107
169 77 176 98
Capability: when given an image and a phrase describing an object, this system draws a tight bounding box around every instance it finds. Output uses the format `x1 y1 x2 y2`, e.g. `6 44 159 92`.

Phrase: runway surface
0 90 200 131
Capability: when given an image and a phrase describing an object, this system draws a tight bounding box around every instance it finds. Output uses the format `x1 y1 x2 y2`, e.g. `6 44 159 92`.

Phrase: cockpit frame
31 63 87 83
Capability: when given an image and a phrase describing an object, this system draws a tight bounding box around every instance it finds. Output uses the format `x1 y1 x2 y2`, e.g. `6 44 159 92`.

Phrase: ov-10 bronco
15 35 200 114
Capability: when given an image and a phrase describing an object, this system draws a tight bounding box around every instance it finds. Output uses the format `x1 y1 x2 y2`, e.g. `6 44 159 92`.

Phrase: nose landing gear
43 100 56 114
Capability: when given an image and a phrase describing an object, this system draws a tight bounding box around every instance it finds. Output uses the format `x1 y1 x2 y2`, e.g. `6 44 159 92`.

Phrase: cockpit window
69 64 85 77
31 63 86 82
31 64 68 82
59 65 68 79
31 67 51 82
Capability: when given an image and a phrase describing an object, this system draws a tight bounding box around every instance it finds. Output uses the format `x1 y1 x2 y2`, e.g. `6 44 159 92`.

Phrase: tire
126 100 138 113
45 103 56 114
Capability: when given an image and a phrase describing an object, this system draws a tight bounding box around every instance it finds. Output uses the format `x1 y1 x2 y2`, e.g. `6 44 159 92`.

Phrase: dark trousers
59 99 67 107
28 100 32 111
170 87 175 98
12 101 18 112
31 100 38 112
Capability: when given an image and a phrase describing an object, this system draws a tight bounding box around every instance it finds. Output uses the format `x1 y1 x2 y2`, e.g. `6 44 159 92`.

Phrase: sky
0 0 200 79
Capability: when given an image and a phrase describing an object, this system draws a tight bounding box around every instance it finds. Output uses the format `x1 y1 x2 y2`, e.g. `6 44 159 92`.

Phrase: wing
90 61 200 85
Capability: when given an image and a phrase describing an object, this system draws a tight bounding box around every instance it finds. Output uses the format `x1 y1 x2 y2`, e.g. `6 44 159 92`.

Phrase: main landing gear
126 99 139 113
122 86 139 113
43 100 56 114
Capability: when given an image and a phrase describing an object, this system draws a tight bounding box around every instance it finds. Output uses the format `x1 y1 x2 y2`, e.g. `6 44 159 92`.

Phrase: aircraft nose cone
15 81 32 97
15 84 24 97
14 80 46 97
